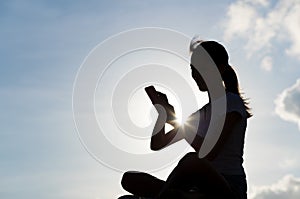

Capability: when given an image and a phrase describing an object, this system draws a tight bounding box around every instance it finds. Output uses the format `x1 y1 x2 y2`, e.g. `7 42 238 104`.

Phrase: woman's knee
121 171 137 190
181 153 210 170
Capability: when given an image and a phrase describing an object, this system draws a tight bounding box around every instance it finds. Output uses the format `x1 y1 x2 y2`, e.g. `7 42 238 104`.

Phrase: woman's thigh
164 152 234 197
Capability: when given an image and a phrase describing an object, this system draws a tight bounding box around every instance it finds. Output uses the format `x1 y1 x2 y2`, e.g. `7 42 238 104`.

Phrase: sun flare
128 85 183 129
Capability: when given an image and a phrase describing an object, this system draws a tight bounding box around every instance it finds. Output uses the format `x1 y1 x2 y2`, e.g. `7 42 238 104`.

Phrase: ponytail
223 65 252 118
222 65 239 94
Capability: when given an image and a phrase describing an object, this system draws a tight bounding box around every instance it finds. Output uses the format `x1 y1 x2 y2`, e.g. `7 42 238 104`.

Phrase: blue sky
2 0 300 198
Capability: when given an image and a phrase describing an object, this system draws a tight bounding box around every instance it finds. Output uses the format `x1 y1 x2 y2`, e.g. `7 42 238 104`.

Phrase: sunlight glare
128 85 183 129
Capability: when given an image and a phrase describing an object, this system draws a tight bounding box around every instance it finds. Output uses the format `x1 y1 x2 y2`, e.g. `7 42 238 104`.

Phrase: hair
191 40 252 117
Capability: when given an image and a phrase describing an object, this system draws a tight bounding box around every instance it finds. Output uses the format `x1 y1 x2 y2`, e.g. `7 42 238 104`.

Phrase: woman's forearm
151 114 168 150
150 114 180 151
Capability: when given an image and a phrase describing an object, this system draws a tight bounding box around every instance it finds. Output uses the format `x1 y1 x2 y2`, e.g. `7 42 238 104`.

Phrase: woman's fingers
156 92 168 102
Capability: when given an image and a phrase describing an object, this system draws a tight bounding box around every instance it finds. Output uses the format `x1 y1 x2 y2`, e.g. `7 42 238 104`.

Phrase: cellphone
144 85 159 105
145 85 177 124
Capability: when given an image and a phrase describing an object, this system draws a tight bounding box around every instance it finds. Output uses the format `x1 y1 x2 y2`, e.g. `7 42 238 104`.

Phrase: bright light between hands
128 85 183 129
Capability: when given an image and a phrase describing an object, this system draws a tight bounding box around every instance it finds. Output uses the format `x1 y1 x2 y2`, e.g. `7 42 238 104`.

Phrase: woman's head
190 40 236 93
190 39 252 117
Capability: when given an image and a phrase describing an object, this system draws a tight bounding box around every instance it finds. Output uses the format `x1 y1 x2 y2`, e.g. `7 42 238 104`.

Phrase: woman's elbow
150 143 161 151
150 135 165 151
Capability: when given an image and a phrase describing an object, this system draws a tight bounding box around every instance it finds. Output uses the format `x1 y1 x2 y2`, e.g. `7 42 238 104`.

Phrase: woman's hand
149 89 183 151
153 91 177 125
145 86 177 125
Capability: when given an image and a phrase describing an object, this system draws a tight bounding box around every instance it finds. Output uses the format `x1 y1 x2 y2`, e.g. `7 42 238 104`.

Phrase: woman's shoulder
226 91 242 100
226 92 247 117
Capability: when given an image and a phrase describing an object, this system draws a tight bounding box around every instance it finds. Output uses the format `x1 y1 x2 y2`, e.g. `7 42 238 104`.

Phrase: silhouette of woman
119 40 251 199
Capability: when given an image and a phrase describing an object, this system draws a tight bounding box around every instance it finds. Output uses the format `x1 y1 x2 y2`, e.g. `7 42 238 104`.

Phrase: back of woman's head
196 41 238 94
200 41 229 67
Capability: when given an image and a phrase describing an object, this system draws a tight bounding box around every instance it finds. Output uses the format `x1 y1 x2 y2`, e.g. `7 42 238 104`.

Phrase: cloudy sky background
2 0 300 198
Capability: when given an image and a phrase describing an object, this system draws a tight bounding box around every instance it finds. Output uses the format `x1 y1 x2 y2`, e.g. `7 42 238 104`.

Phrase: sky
1 0 300 198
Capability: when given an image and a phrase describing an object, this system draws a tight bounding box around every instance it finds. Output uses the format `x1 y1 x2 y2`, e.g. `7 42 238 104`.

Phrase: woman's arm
150 106 205 152
150 108 241 155
148 90 208 151
150 107 183 151
190 135 204 153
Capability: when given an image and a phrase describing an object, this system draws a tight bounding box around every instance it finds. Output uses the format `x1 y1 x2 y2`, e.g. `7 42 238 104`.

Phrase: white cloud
260 56 273 71
250 175 300 199
223 0 300 69
223 1 258 41
275 79 300 129
283 3 300 58
245 0 269 7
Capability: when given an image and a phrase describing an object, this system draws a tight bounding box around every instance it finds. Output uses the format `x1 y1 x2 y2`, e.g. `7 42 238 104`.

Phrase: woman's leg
121 171 165 198
159 152 235 198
